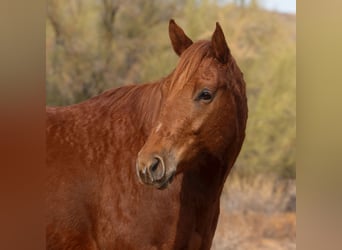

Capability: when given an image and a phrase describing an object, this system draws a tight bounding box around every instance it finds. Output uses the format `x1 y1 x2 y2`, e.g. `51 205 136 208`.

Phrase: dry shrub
221 174 296 213
212 174 296 250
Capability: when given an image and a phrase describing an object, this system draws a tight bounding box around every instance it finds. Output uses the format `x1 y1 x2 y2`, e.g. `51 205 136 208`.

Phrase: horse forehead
193 57 216 76
172 57 223 91
195 60 224 87
199 61 218 78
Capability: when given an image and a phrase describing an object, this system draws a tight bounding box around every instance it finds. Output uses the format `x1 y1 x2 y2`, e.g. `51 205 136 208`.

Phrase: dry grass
212 174 296 250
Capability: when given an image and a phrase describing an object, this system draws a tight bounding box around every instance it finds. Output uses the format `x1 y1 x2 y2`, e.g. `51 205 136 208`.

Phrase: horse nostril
149 157 160 173
147 157 165 181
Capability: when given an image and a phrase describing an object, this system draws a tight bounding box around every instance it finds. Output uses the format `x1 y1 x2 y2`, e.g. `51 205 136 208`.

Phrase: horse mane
48 39 246 140
61 42 214 133
62 78 170 136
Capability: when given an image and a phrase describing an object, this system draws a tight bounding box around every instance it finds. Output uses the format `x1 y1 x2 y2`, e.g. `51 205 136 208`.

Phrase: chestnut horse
46 20 247 250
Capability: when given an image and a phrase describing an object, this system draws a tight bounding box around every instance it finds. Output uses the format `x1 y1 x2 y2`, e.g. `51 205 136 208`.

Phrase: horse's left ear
211 22 231 64
169 19 193 56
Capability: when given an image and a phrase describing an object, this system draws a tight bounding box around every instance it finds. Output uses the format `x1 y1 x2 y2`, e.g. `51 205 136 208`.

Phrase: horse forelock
169 40 241 90
170 41 212 89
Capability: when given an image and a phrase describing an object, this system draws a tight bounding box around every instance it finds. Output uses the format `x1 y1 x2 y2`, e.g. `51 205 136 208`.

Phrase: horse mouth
155 172 175 190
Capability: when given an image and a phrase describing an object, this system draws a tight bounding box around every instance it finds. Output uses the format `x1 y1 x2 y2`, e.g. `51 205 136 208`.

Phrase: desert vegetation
46 0 296 249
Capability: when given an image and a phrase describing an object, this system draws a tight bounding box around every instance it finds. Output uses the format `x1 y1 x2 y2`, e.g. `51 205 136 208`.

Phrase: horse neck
180 157 226 203
178 136 245 212
80 76 171 134
132 78 170 135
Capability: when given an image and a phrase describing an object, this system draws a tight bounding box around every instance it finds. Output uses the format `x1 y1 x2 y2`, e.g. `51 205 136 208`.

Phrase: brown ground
211 175 296 250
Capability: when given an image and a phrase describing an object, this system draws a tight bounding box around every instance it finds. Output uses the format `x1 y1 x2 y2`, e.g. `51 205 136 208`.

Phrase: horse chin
156 182 169 190
155 171 175 190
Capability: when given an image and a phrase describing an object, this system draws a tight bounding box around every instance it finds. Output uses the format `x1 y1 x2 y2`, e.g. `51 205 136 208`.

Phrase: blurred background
46 0 296 249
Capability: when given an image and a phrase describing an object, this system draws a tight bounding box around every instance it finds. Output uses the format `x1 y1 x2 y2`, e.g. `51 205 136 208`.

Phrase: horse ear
211 22 231 64
169 19 193 56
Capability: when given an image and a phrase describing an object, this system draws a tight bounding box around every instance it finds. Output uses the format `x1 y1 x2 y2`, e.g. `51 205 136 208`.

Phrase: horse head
136 20 246 189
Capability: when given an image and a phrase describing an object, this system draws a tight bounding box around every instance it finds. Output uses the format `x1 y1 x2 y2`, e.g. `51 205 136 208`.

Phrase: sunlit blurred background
46 0 296 249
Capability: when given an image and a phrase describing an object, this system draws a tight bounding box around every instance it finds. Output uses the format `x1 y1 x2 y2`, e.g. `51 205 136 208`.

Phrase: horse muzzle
136 154 175 189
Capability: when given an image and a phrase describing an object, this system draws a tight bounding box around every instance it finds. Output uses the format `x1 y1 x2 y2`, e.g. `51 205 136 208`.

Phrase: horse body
46 20 247 250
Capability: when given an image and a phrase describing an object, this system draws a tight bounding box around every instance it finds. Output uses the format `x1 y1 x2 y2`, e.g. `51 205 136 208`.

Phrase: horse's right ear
211 22 231 64
169 19 193 56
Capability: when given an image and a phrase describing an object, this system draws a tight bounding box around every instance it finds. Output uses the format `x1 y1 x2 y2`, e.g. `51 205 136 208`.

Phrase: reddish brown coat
46 20 247 250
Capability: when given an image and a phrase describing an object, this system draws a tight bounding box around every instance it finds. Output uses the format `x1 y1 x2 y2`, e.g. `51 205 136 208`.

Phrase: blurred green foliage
46 0 296 179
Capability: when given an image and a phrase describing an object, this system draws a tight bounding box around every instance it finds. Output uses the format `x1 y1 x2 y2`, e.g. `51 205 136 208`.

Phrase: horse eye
197 89 213 102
